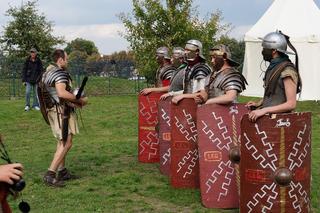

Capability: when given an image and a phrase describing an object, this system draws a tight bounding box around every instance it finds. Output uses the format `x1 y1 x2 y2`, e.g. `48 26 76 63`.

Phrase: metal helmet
210 44 240 67
156 46 171 60
172 47 185 58
185 39 205 60
261 31 294 55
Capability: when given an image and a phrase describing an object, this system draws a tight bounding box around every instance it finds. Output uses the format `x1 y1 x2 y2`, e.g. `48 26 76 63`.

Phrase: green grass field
0 96 319 212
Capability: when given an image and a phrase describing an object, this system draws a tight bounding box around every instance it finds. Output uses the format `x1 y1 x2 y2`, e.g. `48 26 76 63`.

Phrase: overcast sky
1 0 320 54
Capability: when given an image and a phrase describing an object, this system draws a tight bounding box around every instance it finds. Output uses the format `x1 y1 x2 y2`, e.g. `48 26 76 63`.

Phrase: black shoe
43 171 65 187
57 168 79 181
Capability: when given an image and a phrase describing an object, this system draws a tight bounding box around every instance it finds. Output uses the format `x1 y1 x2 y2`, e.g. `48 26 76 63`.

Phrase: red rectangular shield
197 103 247 208
138 92 163 163
240 112 311 213
158 97 172 176
170 99 199 188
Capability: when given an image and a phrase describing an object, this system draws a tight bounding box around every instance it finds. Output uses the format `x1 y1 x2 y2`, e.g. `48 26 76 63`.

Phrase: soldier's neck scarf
266 54 290 73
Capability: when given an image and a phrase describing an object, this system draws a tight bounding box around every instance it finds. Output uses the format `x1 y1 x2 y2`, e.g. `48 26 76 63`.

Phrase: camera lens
11 179 26 192
19 200 30 213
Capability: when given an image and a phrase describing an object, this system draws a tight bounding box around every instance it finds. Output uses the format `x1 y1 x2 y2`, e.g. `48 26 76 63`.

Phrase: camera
11 178 26 192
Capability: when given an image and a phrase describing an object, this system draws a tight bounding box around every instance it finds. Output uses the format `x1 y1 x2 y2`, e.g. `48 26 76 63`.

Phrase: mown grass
0 96 319 212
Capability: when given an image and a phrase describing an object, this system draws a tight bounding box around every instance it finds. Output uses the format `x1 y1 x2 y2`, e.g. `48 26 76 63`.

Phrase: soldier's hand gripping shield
197 103 247 208
240 112 311 213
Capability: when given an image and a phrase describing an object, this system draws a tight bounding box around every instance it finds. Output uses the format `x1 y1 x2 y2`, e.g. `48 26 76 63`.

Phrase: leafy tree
0 50 4 63
119 0 229 82
109 50 134 61
68 50 88 62
0 0 64 62
85 51 135 77
86 53 102 63
85 53 104 76
65 38 99 56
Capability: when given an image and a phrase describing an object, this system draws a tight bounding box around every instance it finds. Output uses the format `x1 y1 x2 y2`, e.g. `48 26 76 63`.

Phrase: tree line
0 0 245 81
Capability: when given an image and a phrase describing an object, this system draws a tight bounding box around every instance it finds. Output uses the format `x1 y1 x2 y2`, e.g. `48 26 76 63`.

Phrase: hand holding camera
0 163 24 186
0 135 30 212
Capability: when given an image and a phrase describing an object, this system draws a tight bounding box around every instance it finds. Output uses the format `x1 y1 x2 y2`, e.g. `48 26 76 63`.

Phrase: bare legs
48 134 73 172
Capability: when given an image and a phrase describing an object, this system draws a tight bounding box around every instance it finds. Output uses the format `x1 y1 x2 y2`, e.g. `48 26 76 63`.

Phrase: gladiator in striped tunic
42 65 72 105
40 64 78 140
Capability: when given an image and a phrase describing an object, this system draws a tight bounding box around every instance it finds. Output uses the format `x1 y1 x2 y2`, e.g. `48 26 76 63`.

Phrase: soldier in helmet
160 47 187 100
171 40 211 104
195 44 247 104
140 46 176 95
245 31 302 122
171 47 187 70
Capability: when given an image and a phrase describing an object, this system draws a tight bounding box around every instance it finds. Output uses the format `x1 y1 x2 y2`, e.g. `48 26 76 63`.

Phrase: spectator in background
22 48 43 111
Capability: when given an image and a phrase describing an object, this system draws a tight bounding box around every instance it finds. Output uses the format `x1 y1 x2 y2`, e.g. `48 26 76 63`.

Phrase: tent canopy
245 0 320 42
242 0 320 100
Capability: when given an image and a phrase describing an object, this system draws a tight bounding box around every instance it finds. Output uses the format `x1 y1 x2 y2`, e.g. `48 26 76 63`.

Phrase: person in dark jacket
22 48 43 111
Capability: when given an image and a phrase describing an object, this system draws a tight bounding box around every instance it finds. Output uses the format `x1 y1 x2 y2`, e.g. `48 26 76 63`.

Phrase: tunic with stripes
42 64 72 105
155 64 176 87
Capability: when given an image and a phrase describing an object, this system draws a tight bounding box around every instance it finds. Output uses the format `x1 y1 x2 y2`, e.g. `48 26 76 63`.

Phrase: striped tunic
42 64 71 104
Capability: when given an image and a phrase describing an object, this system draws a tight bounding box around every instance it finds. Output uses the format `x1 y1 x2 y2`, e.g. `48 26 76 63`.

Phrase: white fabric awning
245 0 320 42
242 0 320 100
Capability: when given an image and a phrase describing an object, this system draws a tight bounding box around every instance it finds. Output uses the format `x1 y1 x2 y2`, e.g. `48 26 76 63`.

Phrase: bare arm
196 90 208 103
140 86 170 95
160 90 184 100
180 93 199 99
245 99 263 109
55 82 87 106
248 77 297 121
172 92 200 104
205 90 238 105
170 90 183 96
149 86 170 93
261 77 297 113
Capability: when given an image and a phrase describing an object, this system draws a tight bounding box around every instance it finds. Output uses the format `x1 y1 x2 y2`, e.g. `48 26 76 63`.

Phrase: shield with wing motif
197 103 247 208
138 92 163 163
158 97 173 175
170 99 199 188
240 112 311 213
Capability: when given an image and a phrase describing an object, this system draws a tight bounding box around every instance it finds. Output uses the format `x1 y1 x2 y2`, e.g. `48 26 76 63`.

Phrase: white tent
242 0 320 100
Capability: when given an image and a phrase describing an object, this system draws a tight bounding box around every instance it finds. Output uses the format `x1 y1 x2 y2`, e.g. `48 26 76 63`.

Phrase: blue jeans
25 82 39 107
